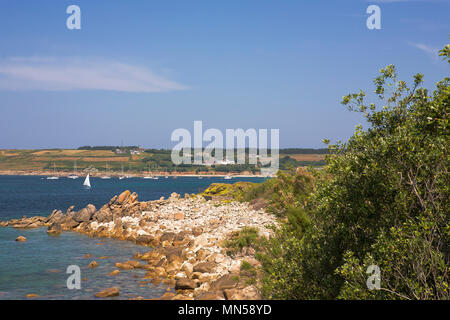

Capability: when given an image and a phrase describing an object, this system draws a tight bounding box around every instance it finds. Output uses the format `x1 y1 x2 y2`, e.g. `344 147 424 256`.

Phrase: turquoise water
0 175 265 300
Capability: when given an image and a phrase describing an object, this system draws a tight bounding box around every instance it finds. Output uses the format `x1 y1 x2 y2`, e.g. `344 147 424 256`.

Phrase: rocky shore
0 190 277 300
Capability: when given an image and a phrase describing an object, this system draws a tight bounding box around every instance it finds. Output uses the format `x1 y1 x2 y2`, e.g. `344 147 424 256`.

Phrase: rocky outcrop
94 287 119 298
0 189 278 300
175 278 197 290
15 235 27 242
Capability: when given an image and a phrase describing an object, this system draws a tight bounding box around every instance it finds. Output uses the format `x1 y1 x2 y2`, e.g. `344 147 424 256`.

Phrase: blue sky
0 0 448 149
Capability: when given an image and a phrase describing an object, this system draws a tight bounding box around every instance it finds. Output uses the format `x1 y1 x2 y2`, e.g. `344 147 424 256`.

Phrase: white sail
83 174 91 188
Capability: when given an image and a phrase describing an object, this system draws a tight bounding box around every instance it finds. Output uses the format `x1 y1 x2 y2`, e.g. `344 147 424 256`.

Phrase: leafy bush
243 167 315 217
223 227 263 256
257 46 449 300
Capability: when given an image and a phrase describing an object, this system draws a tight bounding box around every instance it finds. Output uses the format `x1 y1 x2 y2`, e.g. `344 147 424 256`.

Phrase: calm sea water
0 175 265 300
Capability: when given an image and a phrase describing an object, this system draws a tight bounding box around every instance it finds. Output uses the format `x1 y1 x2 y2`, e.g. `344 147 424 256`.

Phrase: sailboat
47 163 59 180
83 173 91 188
125 163 133 178
119 164 125 180
143 164 155 179
68 160 79 179
100 163 111 179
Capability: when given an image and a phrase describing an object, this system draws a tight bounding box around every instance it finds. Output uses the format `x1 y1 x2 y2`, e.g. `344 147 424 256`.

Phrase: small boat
118 164 125 180
143 164 158 179
165 176 169 179
47 163 59 180
67 161 79 179
83 173 91 188
101 163 111 179
224 175 232 180
198 176 203 179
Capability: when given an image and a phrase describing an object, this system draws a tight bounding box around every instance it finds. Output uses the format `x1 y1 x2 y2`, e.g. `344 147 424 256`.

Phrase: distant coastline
0 170 264 178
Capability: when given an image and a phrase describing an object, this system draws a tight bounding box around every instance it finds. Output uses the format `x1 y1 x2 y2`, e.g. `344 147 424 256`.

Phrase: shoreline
0 190 276 300
0 170 266 178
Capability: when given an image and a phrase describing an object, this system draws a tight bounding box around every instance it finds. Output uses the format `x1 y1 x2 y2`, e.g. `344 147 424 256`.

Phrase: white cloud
0 57 189 92
408 42 440 61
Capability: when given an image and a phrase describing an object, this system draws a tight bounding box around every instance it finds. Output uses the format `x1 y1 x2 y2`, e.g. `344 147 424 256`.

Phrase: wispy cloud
408 42 440 61
0 57 189 92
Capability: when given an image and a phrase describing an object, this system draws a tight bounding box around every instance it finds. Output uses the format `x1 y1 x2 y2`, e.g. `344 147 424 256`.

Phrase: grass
223 227 263 256
0 149 326 173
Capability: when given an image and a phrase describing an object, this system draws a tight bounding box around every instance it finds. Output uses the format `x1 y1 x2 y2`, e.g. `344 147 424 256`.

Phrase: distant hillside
0 148 327 173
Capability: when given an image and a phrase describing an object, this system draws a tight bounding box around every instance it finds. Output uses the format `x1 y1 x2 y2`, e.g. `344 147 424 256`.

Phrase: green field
0 148 327 173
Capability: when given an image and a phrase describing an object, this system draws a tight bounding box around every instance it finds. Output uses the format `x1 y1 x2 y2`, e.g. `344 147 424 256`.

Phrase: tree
259 45 449 300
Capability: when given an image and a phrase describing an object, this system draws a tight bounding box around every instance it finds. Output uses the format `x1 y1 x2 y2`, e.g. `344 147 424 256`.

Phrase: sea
0 175 265 300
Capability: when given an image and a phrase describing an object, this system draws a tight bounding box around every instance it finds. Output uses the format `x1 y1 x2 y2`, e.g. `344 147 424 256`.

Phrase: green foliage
243 167 314 217
200 182 254 201
256 45 449 300
223 227 263 256
240 260 257 279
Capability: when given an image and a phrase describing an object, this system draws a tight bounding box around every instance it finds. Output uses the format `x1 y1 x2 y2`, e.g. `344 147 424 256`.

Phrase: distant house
130 149 141 155
115 148 126 154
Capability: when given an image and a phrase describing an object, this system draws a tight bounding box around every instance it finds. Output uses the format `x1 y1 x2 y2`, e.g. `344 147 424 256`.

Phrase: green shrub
257 46 449 300
223 227 262 256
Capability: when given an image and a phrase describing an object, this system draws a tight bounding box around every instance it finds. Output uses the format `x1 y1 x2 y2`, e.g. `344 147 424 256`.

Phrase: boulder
210 274 239 291
135 235 154 245
128 192 138 203
160 232 175 243
93 208 112 223
116 190 130 204
124 260 140 268
171 294 194 300
94 287 119 298
159 292 176 300
165 247 184 261
191 227 203 237
15 236 27 242
224 286 261 300
60 217 80 229
196 248 209 261
46 209 64 224
175 278 197 290
193 262 216 273
72 206 94 223
108 270 120 276
196 292 224 300
174 212 184 220
170 192 180 199
115 262 134 270
108 195 117 206
47 223 62 235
